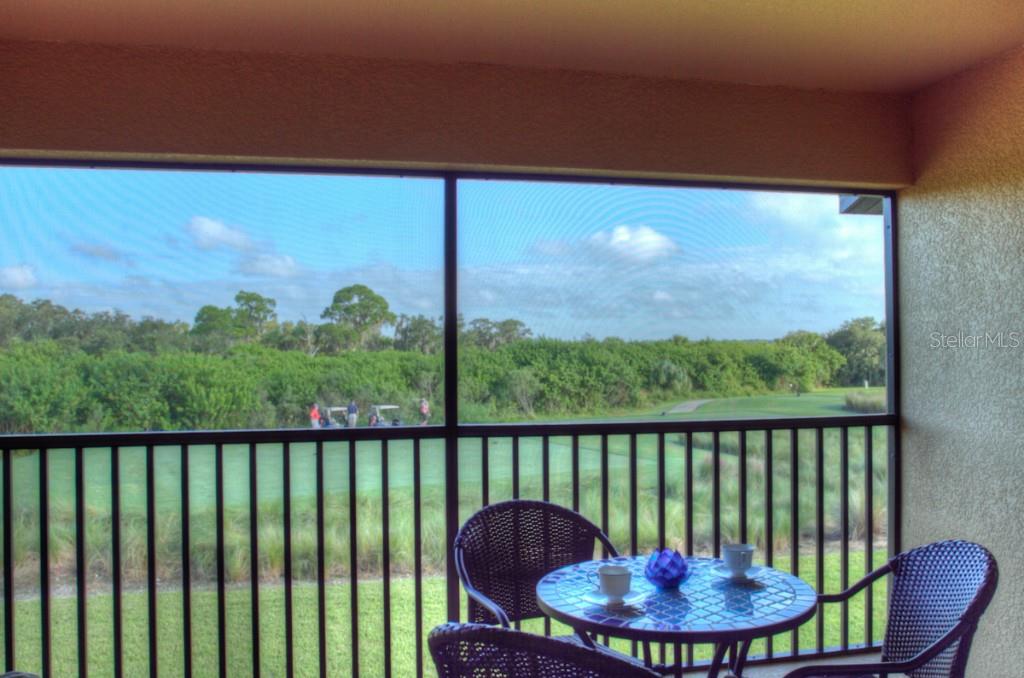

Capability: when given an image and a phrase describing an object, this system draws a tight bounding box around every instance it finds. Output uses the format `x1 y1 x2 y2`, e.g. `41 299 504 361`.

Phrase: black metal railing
0 413 895 677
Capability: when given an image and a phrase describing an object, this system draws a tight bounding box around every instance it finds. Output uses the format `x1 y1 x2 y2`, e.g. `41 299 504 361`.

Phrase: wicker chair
454 499 647 665
783 540 998 678
429 622 661 678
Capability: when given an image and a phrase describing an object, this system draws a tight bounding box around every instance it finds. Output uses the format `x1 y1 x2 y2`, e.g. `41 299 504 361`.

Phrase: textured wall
899 46 1024 674
1 39 911 187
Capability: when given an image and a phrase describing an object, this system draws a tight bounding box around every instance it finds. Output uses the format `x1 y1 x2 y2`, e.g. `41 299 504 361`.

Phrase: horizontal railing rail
0 413 896 449
0 415 893 677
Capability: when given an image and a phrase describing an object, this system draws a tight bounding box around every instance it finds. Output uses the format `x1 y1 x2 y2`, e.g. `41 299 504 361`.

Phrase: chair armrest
597 531 620 558
461 582 512 628
454 548 512 627
818 562 892 604
784 618 977 677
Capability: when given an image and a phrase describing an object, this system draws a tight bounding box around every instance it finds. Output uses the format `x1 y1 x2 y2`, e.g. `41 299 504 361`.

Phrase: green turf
620 387 887 421
2 551 887 677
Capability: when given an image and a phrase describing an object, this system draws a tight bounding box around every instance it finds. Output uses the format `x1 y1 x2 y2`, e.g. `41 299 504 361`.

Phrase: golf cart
324 406 348 427
369 404 401 426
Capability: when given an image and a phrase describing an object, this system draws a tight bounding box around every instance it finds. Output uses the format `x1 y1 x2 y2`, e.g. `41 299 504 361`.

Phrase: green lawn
3 551 887 677
627 387 887 421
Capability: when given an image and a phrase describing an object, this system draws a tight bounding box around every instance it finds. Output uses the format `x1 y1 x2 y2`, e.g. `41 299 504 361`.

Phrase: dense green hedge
0 335 850 432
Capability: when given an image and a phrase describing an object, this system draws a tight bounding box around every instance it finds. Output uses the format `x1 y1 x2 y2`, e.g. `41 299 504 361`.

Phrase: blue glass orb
644 549 688 589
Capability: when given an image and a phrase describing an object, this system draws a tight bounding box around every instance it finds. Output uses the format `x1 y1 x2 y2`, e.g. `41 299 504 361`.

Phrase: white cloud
238 253 300 278
586 225 679 263
186 217 252 251
0 265 37 290
653 290 673 302
750 192 884 270
71 242 127 262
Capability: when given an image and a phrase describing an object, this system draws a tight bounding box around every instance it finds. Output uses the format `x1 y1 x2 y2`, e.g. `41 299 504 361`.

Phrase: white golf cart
368 404 401 426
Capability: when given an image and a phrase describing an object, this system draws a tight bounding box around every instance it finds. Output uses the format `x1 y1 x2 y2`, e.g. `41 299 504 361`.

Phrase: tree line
0 290 886 432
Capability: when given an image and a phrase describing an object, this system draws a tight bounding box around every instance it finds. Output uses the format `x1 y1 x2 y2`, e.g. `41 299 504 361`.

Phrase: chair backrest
455 500 617 624
882 540 998 678
429 623 659 678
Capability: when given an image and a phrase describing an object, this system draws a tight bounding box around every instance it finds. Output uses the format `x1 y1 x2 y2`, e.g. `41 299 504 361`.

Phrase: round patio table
536 555 817 678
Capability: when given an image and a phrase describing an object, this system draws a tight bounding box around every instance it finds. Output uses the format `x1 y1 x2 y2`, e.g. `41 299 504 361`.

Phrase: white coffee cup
722 543 755 578
592 564 631 603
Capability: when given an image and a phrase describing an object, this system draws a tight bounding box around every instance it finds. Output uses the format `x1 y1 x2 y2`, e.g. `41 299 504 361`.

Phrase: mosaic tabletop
536 555 817 643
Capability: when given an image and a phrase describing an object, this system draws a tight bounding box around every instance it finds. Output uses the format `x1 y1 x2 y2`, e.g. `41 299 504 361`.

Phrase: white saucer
711 564 765 582
582 589 646 608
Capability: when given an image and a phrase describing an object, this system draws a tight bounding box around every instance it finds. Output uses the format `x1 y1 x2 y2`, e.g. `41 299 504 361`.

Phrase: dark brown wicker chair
429 622 661 678
455 499 618 626
454 499 648 665
783 540 998 678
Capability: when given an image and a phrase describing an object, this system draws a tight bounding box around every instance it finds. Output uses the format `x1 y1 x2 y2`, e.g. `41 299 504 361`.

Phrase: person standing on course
309 403 321 429
419 398 431 425
347 400 359 428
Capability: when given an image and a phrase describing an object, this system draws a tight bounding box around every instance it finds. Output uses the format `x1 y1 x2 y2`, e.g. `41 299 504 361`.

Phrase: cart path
665 398 712 414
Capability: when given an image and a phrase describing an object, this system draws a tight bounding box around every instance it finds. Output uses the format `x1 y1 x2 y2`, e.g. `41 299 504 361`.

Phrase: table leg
707 642 729 678
729 639 752 676
574 628 597 649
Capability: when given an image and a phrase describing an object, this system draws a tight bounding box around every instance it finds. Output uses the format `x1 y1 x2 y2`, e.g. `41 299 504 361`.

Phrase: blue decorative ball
644 549 688 589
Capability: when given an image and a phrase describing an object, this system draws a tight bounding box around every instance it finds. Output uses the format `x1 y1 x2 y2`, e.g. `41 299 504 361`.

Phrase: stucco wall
899 46 1024 674
1 39 911 187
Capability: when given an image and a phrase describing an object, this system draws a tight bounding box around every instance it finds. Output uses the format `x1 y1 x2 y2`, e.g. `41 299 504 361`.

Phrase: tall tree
234 290 277 339
191 305 240 353
394 314 442 354
779 330 846 387
320 284 395 349
464 317 532 350
826 317 886 386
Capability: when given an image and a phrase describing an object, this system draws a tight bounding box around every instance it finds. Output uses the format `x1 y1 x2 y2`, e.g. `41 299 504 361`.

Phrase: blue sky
0 167 885 340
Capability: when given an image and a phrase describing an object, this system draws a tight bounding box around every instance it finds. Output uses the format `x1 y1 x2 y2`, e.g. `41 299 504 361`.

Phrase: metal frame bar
864 427 875 645
180 445 192 677
712 430 721 557
0 414 896 450
738 430 748 545
600 435 610 558
217 443 228 678
815 428 826 653
2 448 12 673
840 427 851 651
283 442 295 677
39 448 51 678
413 439 424 677
75 447 88 678
111 446 123 678
789 428 800 656
145 445 157 678
247 442 260 678
883 197 902 556
316 440 328 678
764 431 774 659
348 440 359 675
443 175 461 624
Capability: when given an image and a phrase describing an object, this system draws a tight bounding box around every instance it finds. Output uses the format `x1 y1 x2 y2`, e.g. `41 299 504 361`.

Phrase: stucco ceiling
3 0 1023 93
